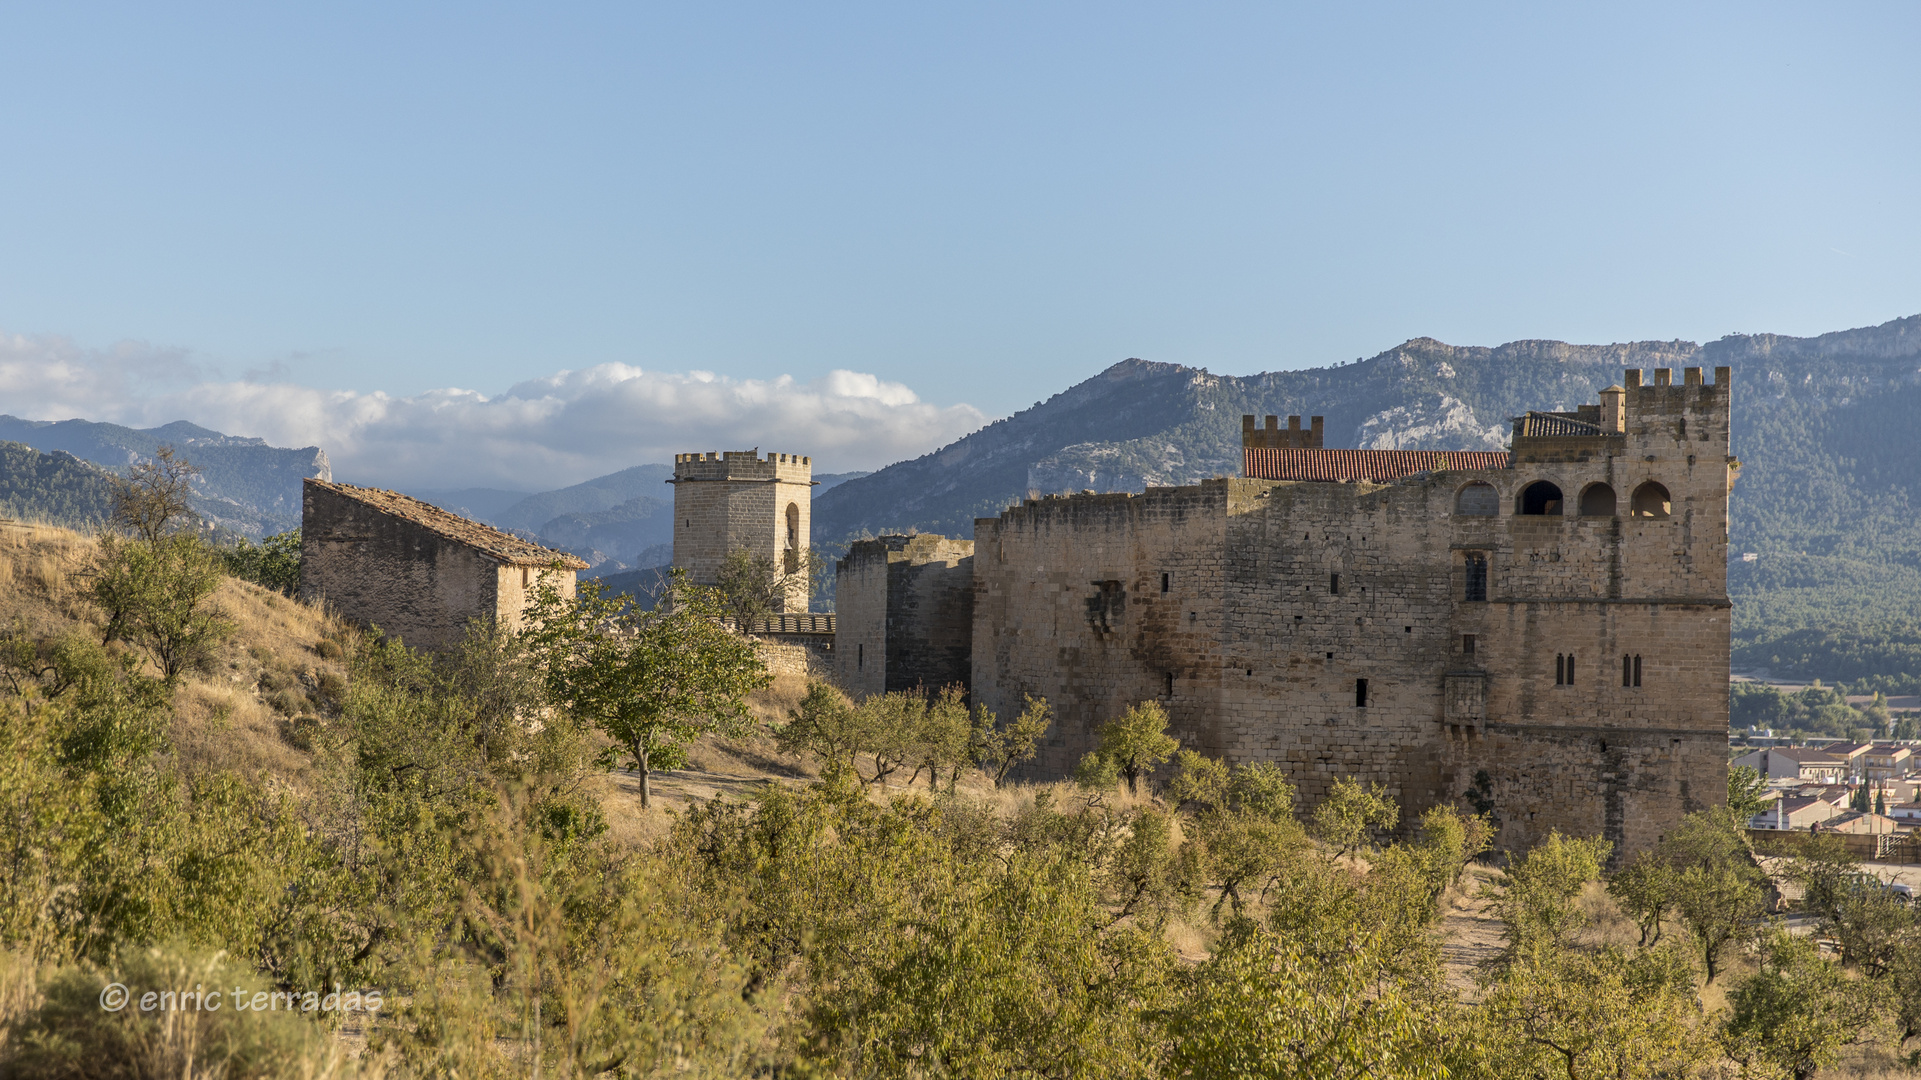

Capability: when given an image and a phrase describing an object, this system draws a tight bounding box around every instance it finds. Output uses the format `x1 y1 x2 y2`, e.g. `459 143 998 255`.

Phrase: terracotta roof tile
307 479 589 569
1242 448 1511 483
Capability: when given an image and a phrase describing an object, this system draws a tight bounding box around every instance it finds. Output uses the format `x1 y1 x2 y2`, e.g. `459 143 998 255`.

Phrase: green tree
1728 764 1771 821
1310 775 1401 858
1607 850 1679 946
526 571 770 808
1478 944 1712 1080
1485 831 1612 967
90 534 233 682
971 694 1052 787
220 528 302 596
1088 699 1180 795
777 680 865 781
1658 811 1767 983
1721 930 1885 1080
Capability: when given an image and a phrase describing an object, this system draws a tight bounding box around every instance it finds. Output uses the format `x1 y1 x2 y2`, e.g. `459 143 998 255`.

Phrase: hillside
813 314 1921 670
0 415 330 536
0 441 119 526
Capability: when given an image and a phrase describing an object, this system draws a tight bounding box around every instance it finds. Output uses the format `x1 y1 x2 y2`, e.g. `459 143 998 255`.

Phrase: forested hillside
0 441 118 526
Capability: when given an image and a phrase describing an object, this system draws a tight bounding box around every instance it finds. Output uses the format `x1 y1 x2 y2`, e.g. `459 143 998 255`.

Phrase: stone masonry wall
835 535 975 696
971 367 1732 858
301 483 500 651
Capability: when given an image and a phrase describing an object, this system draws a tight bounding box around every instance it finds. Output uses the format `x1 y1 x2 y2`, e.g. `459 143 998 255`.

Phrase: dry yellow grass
0 520 352 794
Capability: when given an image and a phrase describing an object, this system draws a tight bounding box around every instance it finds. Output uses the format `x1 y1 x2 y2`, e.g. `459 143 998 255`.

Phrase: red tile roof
1243 448 1512 483
308 479 589 569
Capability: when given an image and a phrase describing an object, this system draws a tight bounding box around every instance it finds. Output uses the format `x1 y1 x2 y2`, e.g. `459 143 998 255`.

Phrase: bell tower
668 450 814 611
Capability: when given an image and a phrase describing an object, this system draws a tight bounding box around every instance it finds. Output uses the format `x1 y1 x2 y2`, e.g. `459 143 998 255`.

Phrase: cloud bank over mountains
0 332 989 490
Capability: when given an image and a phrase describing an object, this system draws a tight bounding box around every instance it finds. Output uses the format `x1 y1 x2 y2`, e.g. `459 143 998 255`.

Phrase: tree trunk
634 739 652 809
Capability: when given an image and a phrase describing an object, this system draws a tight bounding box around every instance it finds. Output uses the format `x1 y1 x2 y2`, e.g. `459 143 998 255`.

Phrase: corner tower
669 450 814 609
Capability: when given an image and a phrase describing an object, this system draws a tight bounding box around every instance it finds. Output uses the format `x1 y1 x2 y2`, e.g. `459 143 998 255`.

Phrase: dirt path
1438 865 1505 997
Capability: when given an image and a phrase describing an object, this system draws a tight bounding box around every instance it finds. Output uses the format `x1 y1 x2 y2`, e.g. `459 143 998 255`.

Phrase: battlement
1622 365 1732 402
671 450 814 484
1241 414 1324 449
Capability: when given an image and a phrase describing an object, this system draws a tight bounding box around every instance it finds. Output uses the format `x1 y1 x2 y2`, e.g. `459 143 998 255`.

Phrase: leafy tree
90 533 233 682
971 694 1052 787
1728 764 1771 821
1607 850 1679 946
111 445 198 542
1478 944 1712 1080
525 571 769 808
777 680 866 781
1088 699 1180 795
1184 763 1309 921
1721 930 1885 1080
714 545 820 622
1310 775 1400 858
1656 811 1768 983
904 685 973 790
1485 831 1612 967
221 528 301 596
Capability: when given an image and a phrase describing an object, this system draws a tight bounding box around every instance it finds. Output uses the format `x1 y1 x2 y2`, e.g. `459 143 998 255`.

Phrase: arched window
1519 481 1564 516
1579 483 1617 517
1631 482 1671 519
786 502 801 549
1456 482 1498 517
1556 654 1565 685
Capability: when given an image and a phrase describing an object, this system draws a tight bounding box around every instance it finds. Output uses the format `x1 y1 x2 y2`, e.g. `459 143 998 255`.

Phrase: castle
315 364 1730 857
814 365 1734 855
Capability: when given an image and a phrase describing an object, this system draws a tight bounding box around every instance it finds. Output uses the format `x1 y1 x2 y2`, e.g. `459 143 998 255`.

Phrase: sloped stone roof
1513 412 1607 438
1243 448 1511 483
307 479 588 569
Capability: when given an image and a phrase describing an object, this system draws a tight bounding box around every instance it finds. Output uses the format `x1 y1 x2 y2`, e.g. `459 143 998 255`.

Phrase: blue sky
1 3 1916 485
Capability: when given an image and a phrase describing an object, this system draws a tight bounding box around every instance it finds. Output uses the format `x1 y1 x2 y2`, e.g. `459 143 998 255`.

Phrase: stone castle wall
971 368 1733 858
835 535 975 696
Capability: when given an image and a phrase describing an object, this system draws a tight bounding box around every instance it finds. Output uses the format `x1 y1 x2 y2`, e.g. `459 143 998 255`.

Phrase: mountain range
811 313 1921 651
0 415 329 536
4 313 1920 666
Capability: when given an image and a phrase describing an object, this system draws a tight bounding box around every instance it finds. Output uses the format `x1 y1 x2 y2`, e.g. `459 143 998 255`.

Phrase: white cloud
0 332 989 489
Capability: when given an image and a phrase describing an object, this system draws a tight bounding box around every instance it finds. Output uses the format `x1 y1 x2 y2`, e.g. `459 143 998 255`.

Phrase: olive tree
525 570 769 808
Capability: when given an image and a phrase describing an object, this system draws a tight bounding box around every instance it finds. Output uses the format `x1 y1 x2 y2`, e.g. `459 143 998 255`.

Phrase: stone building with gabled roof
300 479 588 651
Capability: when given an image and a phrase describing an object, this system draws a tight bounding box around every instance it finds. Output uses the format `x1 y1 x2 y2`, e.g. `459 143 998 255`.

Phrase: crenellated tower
669 451 815 610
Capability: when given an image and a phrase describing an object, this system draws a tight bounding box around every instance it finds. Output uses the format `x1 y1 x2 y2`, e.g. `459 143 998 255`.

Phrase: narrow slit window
1556 654 1566 685
858 643 864 670
1161 572 1170 594
1462 634 1476 656
1566 654 1575 684
1330 573 1341 595
1623 654 1632 687
1633 655 1642 687
1356 678 1369 707
1164 672 1175 698
1463 553 1488 602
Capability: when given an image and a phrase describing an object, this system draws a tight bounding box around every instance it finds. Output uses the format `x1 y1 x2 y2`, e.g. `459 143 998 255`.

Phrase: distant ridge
812 313 1921 646
0 415 329 537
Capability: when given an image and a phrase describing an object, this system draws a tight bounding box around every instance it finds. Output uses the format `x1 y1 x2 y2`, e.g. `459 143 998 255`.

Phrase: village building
1864 743 1914 780
300 479 586 651
1749 796 1842 831
1822 741 1874 779
1732 746 1849 785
